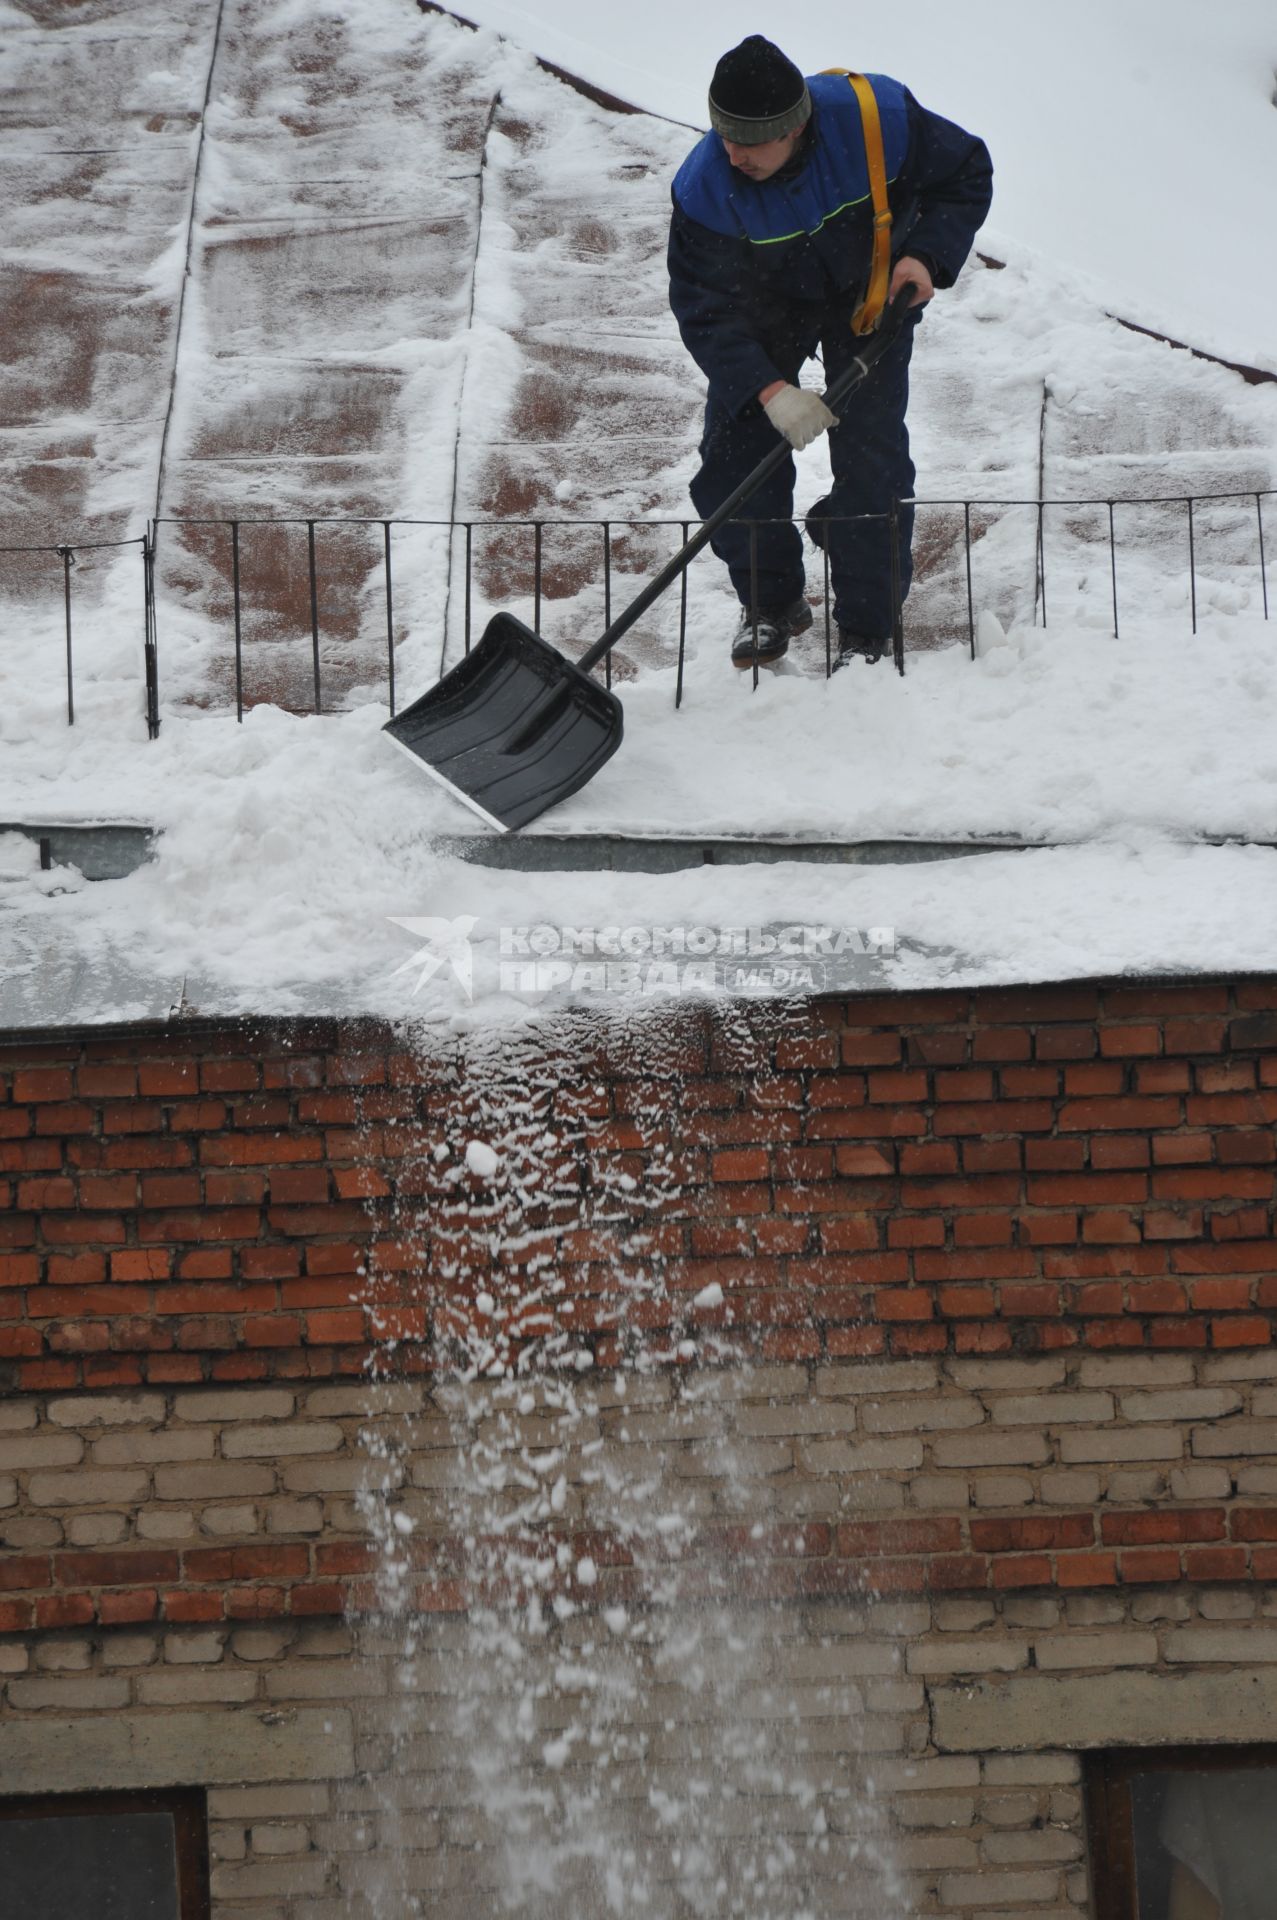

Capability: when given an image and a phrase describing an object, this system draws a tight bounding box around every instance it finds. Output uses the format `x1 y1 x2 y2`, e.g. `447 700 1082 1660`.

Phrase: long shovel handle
576 282 920 677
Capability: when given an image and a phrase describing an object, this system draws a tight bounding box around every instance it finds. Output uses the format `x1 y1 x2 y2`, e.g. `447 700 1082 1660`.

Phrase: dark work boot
730 596 813 669
832 629 888 671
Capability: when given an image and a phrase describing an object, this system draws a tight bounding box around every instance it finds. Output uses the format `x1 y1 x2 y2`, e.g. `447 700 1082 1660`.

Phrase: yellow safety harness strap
822 68 893 335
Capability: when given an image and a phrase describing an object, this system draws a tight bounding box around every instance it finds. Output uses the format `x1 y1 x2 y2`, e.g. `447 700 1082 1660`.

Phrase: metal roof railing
3 486 1270 733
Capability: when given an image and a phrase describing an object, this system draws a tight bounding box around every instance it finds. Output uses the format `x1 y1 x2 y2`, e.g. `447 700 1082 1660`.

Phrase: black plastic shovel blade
383 613 625 832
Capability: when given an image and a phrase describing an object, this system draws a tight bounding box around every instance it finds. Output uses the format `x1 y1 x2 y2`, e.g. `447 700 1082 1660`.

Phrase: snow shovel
385 284 919 833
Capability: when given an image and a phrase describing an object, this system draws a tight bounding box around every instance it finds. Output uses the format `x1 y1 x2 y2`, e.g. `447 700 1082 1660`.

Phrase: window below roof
0 1788 209 1920
1087 1748 1277 1920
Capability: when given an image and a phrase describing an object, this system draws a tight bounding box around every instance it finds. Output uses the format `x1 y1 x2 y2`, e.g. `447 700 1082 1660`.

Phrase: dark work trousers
689 306 920 638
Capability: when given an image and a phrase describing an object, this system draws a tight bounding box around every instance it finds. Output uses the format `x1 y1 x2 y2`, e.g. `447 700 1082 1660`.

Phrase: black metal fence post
230 519 244 722
56 545 75 723
888 501 905 674
823 537 832 677
1258 493 1269 621
673 519 691 709
602 521 612 692
1187 497 1198 635
464 522 472 655
382 520 396 717
963 502 975 660
306 519 322 713
143 524 160 738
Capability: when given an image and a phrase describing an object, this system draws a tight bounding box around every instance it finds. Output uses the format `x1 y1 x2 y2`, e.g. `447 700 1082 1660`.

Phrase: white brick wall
4 1349 1277 1916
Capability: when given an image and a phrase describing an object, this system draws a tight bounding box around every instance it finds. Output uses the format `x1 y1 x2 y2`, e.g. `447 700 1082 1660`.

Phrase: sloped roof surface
1 0 1276 1025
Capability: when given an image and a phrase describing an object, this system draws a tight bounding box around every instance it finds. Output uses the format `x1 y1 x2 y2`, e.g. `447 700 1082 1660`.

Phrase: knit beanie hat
708 36 811 145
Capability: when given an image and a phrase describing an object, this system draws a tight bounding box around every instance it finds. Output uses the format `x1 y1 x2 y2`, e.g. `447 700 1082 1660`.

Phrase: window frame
0 1785 211 1920
1086 1744 1277 1920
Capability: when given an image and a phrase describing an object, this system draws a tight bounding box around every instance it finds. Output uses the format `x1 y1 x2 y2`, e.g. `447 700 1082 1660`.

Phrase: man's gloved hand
761 384 839 451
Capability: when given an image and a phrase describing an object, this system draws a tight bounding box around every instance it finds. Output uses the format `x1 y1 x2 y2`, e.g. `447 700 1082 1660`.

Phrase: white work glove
762 384 839 451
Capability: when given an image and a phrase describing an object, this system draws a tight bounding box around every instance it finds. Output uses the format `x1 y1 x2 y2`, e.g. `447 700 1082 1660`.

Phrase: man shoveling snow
382 39 991 829
668 35 992 670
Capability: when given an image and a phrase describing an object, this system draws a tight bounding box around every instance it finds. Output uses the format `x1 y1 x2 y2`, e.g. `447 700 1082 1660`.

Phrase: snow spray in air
350 1004 907 1919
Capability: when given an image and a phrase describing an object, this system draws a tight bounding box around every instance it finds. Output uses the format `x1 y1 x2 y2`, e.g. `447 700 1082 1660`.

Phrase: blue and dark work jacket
668 72 994 415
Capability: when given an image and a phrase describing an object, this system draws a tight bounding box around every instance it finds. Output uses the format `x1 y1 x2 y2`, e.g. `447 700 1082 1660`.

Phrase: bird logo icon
387 914 477 1000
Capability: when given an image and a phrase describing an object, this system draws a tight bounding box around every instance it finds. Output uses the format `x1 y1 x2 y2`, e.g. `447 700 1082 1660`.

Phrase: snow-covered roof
2 0 1275 1030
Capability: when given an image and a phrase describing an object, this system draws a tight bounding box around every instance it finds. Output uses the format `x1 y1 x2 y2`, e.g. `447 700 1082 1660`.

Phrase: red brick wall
2 980 1276 1396
3 977 1277 1635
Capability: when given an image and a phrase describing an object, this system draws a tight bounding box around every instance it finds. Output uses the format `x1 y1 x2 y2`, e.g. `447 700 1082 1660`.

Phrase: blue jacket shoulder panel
667 75 992 416
672 72 911 246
